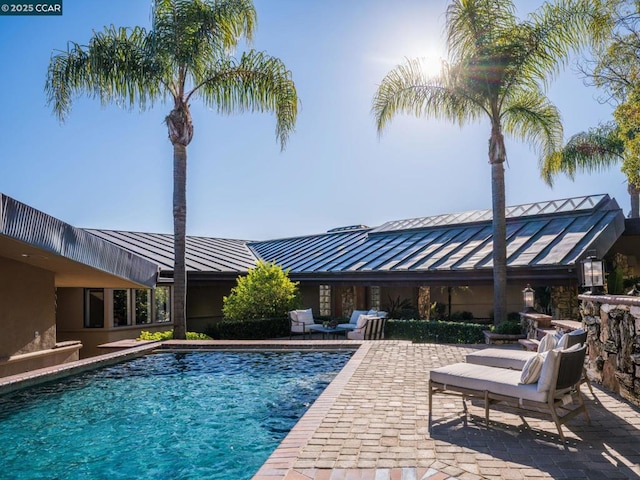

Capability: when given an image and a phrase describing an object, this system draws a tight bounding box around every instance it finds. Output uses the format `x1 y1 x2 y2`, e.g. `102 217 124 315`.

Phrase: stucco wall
186 283 235 332
0 257 56 358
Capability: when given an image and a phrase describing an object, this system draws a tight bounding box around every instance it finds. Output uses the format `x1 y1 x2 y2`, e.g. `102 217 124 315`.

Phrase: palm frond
540 122 624 185
372 57 485 135
501 88 563 159
46 26 161 121
195 49 298 149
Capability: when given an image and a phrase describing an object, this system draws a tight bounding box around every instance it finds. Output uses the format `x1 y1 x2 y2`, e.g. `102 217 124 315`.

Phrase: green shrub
207 317 290 340
492 320 523 335
385 319 485 344
450 310 474 321
137 330 212 341
223 261 300 321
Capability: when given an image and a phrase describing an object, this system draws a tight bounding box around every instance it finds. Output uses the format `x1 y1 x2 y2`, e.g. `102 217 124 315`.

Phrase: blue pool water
0 350 352 480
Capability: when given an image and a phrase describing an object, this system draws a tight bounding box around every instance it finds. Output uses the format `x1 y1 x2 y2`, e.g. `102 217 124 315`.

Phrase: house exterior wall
56 287 172 358
186 283 235 333
0 257 56 358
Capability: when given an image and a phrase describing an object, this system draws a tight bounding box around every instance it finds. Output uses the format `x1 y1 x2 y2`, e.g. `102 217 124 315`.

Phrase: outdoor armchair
289 308 316 339
347 315 386 340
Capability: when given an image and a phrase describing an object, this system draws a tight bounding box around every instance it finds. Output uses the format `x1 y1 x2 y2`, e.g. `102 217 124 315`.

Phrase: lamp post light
581 252 605 294
522 284 535 313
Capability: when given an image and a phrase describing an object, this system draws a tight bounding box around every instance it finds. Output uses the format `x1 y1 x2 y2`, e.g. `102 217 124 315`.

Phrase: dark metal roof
249 194 625 281
86 229 258 273
0 194 158 288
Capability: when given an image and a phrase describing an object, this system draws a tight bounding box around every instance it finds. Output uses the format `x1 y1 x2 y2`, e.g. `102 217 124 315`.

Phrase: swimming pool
0 350 353 479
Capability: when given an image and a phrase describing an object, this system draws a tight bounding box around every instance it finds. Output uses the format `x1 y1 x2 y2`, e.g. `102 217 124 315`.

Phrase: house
2 191 635 366
0 194 158 375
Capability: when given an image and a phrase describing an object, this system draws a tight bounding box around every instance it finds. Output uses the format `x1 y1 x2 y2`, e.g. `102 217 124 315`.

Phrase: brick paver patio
254 340 640 480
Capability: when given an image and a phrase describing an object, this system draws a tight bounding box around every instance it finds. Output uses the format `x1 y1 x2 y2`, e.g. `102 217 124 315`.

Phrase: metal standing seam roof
81 194 625 280
85 229 258 273
249 194 625 275
0 194 158 287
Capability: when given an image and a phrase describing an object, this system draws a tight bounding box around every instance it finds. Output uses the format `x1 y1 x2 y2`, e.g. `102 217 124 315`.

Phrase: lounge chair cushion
356 314 376 329
294 309 315 325
520 352 546 384
466 348 533 370
557 328 586 349
430 362 548 403
537 348 561 392
538 333 557 353
349 310 369 324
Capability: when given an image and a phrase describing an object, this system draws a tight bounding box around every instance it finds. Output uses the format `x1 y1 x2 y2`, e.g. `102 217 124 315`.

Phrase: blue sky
0 0 625 240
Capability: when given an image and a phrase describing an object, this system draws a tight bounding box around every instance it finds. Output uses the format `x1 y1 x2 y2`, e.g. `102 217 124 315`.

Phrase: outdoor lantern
522 284 535 312
581 253 605 292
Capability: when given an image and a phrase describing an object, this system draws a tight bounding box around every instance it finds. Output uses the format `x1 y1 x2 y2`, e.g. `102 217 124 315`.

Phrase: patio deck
254 340 640 480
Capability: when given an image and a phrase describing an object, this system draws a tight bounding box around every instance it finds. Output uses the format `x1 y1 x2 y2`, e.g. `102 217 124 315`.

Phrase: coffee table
308 324 348 340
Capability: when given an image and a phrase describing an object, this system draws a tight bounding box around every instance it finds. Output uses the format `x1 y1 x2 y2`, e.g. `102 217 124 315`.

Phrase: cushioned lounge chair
465 329 593 395
429 345 590 442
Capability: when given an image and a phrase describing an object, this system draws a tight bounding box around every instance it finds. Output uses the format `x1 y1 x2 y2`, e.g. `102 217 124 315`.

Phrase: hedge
207 316 290 340
385 319 486 344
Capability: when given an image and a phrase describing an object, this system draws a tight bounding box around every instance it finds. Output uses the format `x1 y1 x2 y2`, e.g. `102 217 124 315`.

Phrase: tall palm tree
541 121 639 217
46 0 298 339
372 0 609 324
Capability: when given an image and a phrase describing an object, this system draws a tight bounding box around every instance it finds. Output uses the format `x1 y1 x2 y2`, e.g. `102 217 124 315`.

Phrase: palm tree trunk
489 124 507 325
629 182 639 218
172 142 187 340
166 101 193 341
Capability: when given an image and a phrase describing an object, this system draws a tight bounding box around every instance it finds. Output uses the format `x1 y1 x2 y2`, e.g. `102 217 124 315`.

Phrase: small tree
223 261 299 321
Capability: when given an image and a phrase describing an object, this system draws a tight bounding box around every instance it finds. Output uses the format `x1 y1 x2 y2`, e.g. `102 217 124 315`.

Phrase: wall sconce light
522 284 535 312
581 252 605 294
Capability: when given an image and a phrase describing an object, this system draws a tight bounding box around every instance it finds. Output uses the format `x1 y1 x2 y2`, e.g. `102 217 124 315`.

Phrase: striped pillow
520 352 546 384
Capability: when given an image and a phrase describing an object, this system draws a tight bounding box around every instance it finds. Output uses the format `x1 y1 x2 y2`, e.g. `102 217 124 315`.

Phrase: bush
223 261 300 321
492 320 523 335
207 317 290 340
450 310 474 321
137 330 212 341
385 319 485 344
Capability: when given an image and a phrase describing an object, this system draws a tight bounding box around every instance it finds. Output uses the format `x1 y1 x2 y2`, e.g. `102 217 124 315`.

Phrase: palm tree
541 121 639 218
46 0 298 339
372 0 609 324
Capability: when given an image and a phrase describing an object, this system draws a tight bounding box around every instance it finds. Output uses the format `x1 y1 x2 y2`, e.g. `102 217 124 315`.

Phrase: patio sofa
346 315 387 340
429 343 590 442
338 309 388 331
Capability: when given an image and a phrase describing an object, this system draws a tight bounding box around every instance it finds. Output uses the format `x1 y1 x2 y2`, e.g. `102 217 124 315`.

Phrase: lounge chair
429 344 590 442
347 316 386 340
465 329 593 395
466 329 587 370
289 308 316 339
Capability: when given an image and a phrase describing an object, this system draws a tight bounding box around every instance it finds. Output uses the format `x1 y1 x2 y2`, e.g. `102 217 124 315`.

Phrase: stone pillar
579 294 640 407
418 286 431 320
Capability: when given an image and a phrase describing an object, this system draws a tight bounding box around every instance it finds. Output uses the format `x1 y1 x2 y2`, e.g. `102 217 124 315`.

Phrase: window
113 289 130 327
154 286 171 323
84 286 171 328
85 289 104 328
370 286 381 310
135 289 152 325
319 285 331 316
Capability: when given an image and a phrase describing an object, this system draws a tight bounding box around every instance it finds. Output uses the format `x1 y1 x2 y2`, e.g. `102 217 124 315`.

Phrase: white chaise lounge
429 344 590 442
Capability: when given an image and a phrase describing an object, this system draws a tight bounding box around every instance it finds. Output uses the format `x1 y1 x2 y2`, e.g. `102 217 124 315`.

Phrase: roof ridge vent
327 224 369 233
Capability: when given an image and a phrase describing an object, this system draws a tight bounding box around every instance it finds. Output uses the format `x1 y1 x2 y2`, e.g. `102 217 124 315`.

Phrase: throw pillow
520 353 545 384
356 314 372 329
296 309 314 325
350 310 368 324
537 348 561 392
538 333 557 353
289 310 298 323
